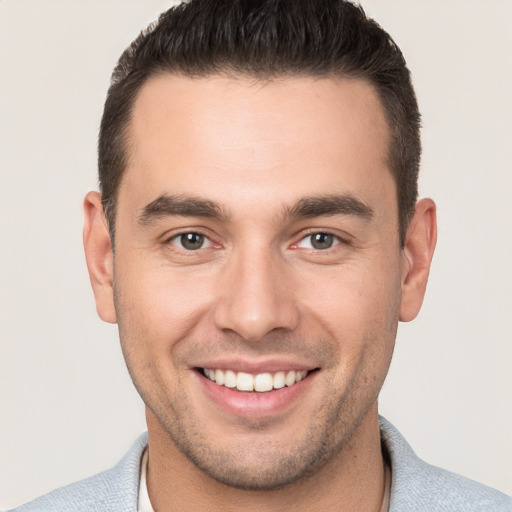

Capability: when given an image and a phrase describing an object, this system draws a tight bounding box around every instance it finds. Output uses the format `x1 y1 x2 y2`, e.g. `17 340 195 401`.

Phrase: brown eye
171 232 209 251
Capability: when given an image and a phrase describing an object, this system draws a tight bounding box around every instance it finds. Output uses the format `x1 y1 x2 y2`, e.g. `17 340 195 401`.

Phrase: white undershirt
138 448 155 512
137 447 391 512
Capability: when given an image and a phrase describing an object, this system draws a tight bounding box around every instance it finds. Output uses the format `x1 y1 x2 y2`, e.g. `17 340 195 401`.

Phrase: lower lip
195 371 317 419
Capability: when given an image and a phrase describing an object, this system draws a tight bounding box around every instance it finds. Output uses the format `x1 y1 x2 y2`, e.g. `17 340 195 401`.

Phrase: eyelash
165 230 348 253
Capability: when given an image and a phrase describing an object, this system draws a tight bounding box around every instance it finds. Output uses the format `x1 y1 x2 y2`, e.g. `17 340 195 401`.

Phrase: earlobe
399 198 437 322
83 191 117 324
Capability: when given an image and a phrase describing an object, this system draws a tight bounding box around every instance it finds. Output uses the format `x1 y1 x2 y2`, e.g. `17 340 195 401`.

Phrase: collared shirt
14 417 510 511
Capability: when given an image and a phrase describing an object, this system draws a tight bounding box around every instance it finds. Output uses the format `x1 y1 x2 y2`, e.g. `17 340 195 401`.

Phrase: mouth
194 364 321 418
198 367 317 393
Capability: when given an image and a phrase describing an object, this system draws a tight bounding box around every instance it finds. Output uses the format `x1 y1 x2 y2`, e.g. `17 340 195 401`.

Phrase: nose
213 247 300 341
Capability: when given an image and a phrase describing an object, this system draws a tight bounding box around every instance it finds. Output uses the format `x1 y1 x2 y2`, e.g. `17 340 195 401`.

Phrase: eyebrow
138 194 228 225
138 192 373 226
283 194 374 222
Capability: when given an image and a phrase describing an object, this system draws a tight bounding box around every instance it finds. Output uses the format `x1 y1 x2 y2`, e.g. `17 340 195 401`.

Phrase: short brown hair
99 0 421 246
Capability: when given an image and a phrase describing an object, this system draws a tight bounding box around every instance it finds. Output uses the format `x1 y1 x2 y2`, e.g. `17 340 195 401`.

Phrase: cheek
293 265 399 433
113 260 214 355
297 260 401 356
310 267 399 398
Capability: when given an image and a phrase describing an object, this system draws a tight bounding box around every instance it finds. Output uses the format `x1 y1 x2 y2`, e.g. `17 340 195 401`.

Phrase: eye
297 232 340 250
169 232 212 251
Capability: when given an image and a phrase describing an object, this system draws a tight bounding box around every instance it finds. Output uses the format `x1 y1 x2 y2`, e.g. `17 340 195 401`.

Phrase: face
89 75 413 489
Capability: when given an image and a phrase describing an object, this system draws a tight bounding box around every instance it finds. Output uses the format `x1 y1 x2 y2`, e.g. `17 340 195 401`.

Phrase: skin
84 75 436 511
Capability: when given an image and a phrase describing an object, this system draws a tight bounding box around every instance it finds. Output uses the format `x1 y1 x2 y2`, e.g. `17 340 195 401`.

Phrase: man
10 1 511 511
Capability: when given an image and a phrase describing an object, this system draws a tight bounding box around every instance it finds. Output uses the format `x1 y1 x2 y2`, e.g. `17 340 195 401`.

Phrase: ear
399 198 437 322
83 191 117 324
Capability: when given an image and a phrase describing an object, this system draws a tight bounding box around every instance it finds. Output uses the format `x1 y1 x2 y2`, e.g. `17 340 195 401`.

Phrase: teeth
236 372 254 391
214 369 225 385
254 373 273 392
273 371 285 389
285 370 296 386
224 370 237 388
202 368 309 392
296 370 307 383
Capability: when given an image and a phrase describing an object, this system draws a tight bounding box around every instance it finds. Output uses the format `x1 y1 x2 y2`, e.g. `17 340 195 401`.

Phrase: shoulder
9 433 148 512
380 417 512 512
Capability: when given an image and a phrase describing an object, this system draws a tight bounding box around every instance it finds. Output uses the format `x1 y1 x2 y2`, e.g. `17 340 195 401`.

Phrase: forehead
121 73 393 217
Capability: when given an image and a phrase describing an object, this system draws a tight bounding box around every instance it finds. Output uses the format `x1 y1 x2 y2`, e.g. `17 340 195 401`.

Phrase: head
85 0 436 493
98 0 421 248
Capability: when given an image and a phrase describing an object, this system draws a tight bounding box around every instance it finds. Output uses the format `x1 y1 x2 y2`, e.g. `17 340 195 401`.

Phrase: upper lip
193 357 318 374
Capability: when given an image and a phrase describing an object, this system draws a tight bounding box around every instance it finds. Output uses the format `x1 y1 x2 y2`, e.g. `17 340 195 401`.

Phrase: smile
201 368 309 392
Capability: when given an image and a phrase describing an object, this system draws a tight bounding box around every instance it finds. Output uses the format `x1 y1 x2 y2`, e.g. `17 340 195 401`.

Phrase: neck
145 405 386 512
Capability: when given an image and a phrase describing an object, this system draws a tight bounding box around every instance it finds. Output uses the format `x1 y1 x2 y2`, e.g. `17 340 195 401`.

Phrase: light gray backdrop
1 1 511 508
